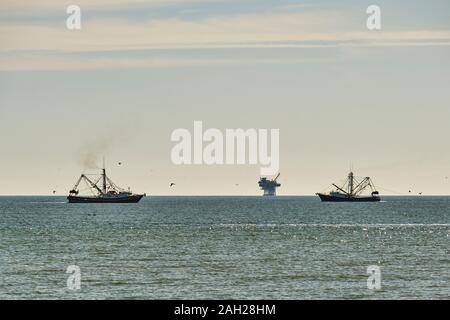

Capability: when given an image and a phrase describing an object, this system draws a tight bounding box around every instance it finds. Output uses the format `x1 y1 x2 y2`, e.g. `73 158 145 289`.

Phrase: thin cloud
0 0 214 15
1 13 449 53
0 55 330 71
1 11 449 71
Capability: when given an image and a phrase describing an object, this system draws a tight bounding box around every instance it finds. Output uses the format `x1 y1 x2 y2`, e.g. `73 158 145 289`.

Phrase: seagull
118 162 122 166
170 183 175 187
52 190 56 194
418 192 422 195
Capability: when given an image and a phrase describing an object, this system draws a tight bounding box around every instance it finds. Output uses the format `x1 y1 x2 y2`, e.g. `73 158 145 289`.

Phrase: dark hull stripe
67 195 144 203
317 193 381 202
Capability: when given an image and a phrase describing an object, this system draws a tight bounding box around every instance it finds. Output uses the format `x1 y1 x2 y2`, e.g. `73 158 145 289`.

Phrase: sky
0 0 450 195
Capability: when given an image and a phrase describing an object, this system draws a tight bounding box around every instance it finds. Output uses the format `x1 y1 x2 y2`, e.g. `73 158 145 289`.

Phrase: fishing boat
316 171 381 202
67 166 145 203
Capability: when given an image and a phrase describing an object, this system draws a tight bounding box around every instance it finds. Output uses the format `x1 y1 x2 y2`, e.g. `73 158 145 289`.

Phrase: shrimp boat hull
67 194 144 203
316 193 380 202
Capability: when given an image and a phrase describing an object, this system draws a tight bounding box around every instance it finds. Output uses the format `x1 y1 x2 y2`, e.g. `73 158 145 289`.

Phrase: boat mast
348 171 354 195
102 157 107 194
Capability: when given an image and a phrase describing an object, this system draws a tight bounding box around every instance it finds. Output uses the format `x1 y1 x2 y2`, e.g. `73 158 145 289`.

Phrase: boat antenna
102 156 107 194
348 171 354 195
348 163 354 195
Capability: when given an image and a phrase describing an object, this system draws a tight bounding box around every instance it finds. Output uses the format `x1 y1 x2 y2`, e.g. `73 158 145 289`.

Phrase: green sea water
0 196 448 299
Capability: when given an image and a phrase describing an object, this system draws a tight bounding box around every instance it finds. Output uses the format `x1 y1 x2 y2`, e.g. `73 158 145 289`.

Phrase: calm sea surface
0 196 448 299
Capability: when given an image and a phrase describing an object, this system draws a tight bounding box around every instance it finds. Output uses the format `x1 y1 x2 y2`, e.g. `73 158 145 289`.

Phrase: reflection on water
0 196 449 299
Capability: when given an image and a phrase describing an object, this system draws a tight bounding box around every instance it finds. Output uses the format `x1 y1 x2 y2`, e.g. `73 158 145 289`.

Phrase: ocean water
0 196 448 300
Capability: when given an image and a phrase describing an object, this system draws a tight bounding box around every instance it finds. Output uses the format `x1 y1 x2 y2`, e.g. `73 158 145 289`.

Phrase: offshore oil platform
258 173 281 196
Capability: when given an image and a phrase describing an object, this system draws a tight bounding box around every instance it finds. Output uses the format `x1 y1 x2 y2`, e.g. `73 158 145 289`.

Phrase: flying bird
170 183 175 187
118 162 122 166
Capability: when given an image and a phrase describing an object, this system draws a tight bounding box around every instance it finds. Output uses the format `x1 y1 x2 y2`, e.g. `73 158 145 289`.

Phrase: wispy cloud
2 12 450 52
1 10 449 71
0 52 332 71
0 0 213 15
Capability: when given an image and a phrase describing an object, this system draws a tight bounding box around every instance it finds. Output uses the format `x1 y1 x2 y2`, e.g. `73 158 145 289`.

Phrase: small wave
214 223 450 228
27 201 67 204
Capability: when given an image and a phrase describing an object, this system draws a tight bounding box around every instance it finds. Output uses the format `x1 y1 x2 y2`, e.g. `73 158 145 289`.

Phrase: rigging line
320 184 333 193
376 186 404 195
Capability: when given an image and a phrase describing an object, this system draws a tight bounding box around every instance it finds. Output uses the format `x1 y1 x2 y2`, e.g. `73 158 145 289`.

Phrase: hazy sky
0 0 450 195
